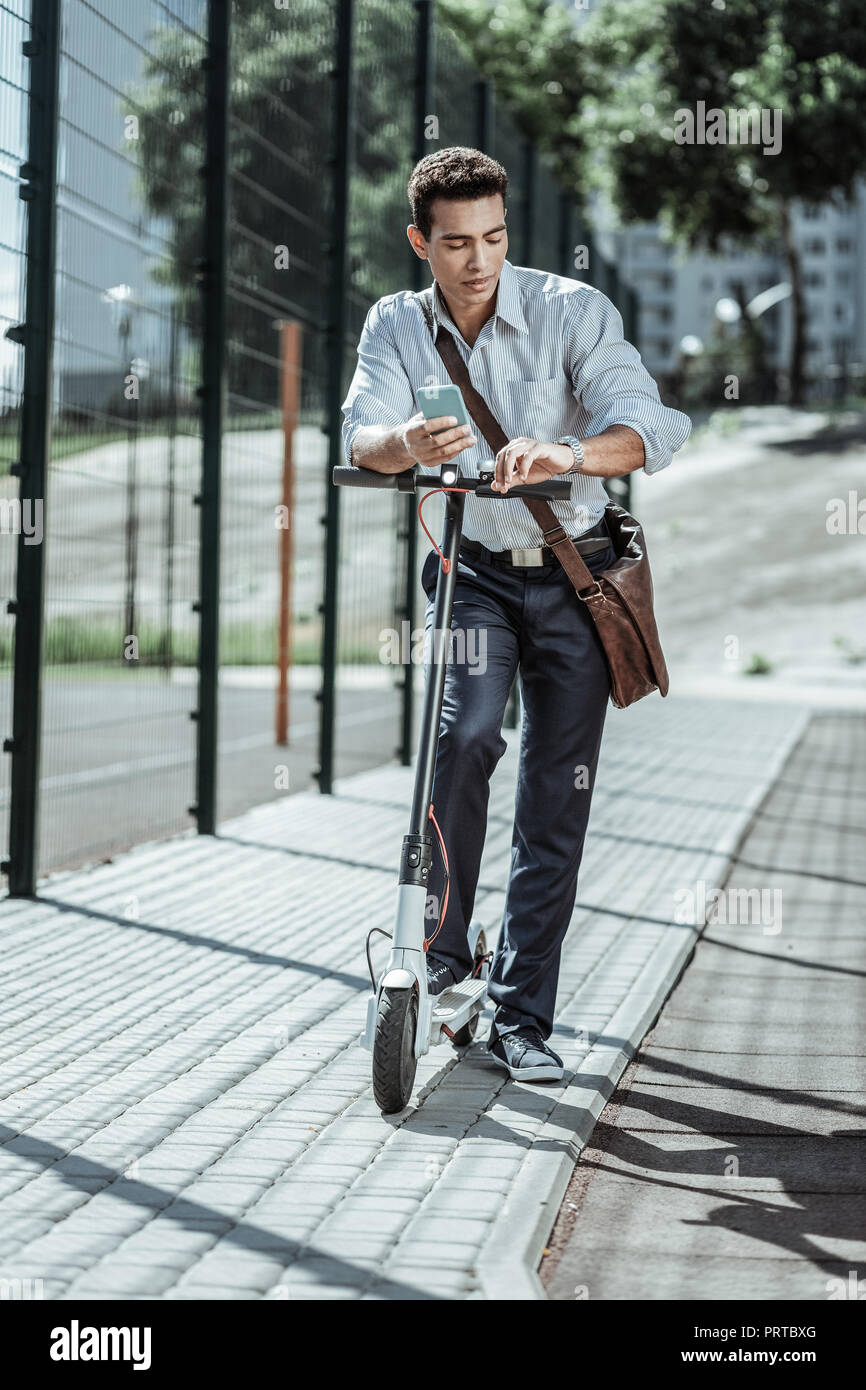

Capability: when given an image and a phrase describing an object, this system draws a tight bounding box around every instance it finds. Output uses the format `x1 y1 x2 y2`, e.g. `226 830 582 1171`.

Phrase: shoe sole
488 1052 563 1083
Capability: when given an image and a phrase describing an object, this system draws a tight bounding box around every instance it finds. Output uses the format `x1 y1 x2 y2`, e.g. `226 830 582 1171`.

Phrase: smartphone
416 383 471 434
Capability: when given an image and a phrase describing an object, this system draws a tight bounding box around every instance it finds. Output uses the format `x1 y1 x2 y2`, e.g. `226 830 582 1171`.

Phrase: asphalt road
540 711 866 1300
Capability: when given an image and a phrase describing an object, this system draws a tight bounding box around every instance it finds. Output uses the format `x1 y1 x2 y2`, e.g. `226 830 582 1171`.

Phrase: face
407 194 507 313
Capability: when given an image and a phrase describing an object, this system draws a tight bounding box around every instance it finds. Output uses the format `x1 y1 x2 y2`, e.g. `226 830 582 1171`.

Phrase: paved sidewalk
541 712 866 1301
0 696 806 1300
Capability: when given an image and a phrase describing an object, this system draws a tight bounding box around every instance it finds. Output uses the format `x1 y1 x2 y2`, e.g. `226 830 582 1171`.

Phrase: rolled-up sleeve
567 290 691 474
341 298 416 465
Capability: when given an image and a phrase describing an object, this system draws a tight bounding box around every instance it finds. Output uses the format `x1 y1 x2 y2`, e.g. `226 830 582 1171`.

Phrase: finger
434 423 474 447
406 415 456 445
431 432 477 459
493 442 517 489
496 440 529 489
424 414 460 433
413 423 472 449
514 443 542 482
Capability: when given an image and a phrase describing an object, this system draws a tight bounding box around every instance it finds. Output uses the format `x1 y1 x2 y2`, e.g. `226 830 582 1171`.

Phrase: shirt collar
431 258 528 337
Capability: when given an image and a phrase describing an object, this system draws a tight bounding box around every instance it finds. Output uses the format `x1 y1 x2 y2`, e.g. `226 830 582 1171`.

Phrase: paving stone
0 698 810 1303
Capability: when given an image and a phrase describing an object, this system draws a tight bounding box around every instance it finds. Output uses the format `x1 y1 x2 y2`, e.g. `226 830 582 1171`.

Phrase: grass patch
743 652 774 676
0 616 386 668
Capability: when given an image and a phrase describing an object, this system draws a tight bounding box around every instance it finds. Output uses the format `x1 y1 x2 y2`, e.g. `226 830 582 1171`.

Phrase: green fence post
317 0 354 796
520 141 536 266
559 191 574 279
396 0 435 767
503 141 538 734
626 284 640 350
192 0 230 835
4 0 61 897
475 77 494 153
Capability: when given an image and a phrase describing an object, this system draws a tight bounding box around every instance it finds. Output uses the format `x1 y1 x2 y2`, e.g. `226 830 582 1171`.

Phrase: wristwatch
556 435 585 474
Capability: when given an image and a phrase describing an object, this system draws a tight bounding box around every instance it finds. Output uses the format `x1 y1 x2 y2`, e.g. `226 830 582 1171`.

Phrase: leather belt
460 518 611 569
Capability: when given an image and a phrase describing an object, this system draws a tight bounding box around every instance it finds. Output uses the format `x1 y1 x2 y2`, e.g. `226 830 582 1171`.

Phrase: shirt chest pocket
502 375 568 440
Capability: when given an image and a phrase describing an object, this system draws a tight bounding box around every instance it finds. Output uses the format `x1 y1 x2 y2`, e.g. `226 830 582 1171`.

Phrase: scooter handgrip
332 465 402 489
475 475 576 501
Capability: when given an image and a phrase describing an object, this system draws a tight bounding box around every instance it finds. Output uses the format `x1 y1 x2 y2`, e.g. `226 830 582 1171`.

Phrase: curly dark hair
407 146 508 239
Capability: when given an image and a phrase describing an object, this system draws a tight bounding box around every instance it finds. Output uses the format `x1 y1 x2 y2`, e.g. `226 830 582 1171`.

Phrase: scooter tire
450 1014 478 1048
372 986 418 1114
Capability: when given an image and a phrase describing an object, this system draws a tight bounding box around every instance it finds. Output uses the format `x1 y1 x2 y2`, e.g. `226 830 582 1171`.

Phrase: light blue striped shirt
341 258 691 548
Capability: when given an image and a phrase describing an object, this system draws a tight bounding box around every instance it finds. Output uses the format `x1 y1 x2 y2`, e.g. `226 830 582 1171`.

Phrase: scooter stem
408 487 465 836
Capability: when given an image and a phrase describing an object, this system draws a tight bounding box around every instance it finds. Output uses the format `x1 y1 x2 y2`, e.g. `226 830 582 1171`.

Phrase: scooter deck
431 975 487 1024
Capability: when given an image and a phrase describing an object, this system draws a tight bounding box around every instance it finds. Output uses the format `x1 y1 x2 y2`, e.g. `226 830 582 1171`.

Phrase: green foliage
833 635 866 666
438 0 866 403
576 0 866 247
439 0 588 186
743 651 774 676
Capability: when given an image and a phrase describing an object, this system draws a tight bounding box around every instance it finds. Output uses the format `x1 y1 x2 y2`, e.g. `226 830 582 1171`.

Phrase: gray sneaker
488 1027 564 1082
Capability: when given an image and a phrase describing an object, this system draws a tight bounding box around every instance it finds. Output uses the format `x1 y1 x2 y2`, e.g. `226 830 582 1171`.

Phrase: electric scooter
332 459 576 1113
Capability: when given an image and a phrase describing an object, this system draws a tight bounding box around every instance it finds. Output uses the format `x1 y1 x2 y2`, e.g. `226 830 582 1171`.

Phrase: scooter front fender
381 968 415 991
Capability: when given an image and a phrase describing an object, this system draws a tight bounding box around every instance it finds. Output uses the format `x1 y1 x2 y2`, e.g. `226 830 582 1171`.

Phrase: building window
836 270 852 287
804 239 826 255
802 206 821 219
803 271 824 287
836 238 853 254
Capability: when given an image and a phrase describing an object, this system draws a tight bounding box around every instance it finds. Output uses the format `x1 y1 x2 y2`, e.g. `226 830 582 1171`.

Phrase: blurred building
610 183 866 396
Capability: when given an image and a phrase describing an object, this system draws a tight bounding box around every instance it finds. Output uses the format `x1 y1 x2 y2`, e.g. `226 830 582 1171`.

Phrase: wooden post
276 319 301 745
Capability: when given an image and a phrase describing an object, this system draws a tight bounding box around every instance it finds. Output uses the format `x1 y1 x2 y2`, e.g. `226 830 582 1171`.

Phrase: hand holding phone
417 384 471 432
399 384 477 467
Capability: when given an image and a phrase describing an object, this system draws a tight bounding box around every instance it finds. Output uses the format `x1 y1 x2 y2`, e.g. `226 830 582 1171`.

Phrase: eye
486 237 503 245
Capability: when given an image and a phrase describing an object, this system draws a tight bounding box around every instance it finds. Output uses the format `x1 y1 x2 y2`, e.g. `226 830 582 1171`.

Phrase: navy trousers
420 536 615 1048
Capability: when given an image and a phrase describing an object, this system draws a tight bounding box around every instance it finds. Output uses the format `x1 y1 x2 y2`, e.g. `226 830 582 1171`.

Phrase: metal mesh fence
0 0 630 886
216 0 335 821
0 0 30 869
433 20 479 150
40 0 207 871
332 0 418 781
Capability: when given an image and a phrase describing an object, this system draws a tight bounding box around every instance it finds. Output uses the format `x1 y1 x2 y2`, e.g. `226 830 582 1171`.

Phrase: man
341 147 690 1083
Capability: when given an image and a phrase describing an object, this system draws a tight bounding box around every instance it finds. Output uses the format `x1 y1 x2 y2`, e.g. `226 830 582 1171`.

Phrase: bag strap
416 288 597 593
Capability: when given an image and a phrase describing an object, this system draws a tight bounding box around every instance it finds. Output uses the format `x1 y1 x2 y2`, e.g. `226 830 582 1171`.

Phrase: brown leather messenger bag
417 288 669 709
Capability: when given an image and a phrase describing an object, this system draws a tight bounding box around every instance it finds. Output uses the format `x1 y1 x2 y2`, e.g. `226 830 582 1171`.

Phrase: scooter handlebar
332 465 576 501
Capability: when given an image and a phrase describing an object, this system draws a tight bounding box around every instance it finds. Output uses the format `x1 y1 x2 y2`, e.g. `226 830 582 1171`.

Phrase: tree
441 0 866 404
134 0 415 410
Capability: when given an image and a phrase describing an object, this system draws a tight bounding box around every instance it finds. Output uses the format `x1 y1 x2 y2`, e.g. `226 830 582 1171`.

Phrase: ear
407 224 428 260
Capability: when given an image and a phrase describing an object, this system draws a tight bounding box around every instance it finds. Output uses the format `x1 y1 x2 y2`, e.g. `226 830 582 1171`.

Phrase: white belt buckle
509 546 545 567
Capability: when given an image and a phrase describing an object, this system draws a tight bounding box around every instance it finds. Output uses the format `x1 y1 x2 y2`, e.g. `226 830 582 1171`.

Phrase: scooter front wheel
372 986 418 1114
